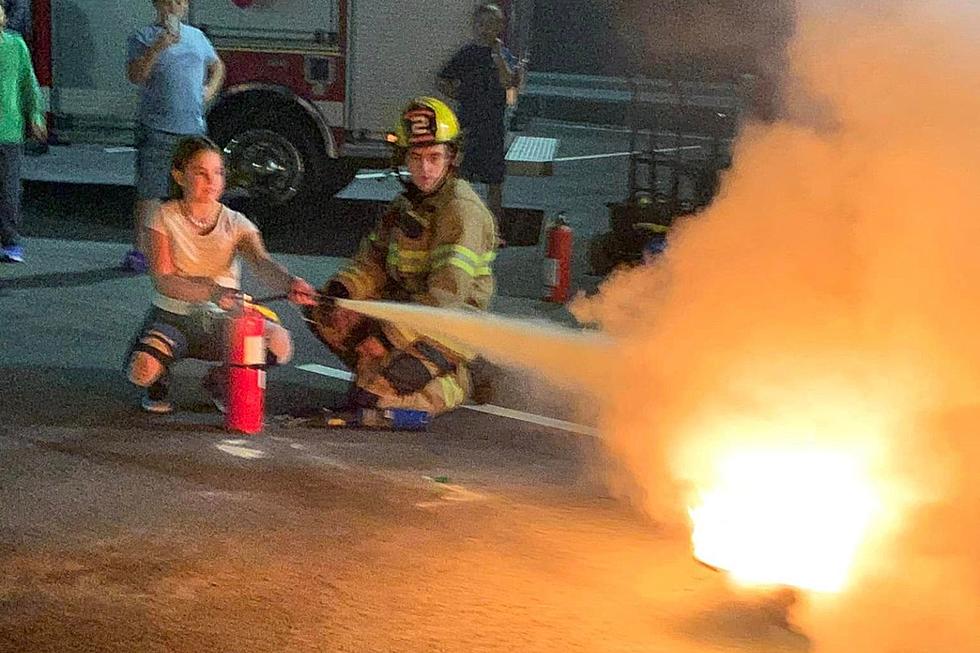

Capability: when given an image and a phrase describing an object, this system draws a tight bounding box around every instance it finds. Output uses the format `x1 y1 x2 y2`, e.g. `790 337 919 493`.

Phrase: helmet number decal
404 108 437 145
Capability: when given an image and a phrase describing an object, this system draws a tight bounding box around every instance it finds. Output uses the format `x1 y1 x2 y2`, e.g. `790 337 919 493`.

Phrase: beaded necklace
180 201 220 233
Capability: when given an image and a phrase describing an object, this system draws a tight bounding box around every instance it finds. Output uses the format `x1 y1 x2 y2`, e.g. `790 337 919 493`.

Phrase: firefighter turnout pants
307 304 470 415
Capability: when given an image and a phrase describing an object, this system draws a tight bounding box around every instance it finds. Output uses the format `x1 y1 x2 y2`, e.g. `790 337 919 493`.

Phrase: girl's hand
288 277 318 306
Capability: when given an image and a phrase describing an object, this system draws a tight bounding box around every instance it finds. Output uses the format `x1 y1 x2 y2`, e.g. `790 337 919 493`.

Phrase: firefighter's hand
356 336 387 360
330 307 362 334
288 277 318 306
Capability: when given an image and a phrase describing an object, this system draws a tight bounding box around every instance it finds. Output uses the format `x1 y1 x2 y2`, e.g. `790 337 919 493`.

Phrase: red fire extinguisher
225 296 266 434
544 212 573 303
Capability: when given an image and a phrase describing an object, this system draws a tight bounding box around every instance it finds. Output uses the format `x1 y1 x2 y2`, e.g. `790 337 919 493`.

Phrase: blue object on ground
1 245 25 263
121 249 148 273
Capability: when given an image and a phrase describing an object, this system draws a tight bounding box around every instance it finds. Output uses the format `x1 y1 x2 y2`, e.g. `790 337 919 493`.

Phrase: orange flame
689 445 882 593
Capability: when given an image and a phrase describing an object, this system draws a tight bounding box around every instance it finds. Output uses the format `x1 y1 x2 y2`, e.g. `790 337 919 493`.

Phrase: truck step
505 136 559 177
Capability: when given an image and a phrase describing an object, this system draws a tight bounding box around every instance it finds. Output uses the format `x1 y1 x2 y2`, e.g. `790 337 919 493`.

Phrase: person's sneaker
141 395 175 414
201 366 227 414
1 245 24 263
141 376 174 414
121 249 148 273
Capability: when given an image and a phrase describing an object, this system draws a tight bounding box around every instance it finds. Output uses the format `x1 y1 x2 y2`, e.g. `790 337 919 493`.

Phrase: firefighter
307 97 497 415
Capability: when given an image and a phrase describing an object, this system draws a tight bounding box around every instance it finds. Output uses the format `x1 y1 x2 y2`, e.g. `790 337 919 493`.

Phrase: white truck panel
346 0 476 137
191 0 338 40
50 0 155 119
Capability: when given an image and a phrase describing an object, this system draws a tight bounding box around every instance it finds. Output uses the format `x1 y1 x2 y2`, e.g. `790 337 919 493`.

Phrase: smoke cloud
571 0 980 650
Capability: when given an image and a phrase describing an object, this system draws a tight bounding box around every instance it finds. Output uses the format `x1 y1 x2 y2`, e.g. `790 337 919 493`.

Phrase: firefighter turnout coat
312 177 497 414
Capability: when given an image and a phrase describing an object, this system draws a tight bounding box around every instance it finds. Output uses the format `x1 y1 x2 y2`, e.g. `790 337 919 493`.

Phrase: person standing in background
438 3 524 246
121 0 225 273
0 2 46 263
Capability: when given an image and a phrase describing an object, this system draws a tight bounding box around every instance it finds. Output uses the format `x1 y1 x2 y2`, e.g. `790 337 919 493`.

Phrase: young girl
126 136 316 413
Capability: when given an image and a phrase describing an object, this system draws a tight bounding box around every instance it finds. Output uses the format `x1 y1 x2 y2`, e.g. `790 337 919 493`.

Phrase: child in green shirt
0 3 46 263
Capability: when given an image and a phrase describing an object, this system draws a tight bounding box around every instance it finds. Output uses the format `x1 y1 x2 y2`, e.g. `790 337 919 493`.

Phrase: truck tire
209 95 352 208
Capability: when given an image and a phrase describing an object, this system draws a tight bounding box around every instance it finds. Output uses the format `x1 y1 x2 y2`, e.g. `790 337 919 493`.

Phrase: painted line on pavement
554 145 702 163
462 403 599 437
296 362 599 438
297 363 354 381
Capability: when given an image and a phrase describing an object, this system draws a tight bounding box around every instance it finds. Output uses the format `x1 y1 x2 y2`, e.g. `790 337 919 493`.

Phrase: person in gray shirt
121 0 225 273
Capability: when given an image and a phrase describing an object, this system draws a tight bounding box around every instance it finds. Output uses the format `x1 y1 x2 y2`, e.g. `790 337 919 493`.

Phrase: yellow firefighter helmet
386 97 461 149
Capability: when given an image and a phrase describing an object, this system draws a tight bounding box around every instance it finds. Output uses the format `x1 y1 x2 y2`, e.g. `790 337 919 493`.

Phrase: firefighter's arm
415 201 493 309
327 214 392 300
148 229 219 303
237 229 317 305
203 57 226 105
127 31 176 85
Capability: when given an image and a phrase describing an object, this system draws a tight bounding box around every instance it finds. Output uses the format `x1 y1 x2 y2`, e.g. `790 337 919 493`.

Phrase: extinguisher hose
253 292 337 308
250 293 290 304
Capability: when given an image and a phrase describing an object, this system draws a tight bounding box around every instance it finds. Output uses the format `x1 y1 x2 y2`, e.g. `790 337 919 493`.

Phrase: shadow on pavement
1 365 343 431
0 266 133 292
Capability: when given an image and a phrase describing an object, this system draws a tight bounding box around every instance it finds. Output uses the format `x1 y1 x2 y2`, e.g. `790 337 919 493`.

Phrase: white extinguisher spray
225 295 266 434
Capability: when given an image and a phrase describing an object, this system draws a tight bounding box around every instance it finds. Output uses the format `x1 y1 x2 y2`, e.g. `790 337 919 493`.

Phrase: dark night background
528 0 795 79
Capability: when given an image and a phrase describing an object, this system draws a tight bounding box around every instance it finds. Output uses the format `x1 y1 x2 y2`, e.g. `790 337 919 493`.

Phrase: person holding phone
122 0 225 274
438 3 525 246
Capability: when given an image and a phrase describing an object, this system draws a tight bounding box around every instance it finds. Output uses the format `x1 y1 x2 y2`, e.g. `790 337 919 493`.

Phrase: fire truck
28 0 531 204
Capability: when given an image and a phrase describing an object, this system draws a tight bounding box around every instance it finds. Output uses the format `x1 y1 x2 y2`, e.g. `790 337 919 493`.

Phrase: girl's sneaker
1 245 24 263
141 376 174 414
121 249 148 273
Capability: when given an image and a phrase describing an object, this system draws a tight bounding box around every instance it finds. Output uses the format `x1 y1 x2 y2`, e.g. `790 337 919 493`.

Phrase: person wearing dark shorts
438 3 524 245
122 0 224 273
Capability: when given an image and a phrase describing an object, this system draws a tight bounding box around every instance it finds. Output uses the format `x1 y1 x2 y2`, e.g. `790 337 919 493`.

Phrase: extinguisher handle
250 293 290 304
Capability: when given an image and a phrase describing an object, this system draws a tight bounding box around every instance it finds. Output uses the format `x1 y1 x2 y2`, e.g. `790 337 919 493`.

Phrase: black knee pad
414 340 456 375
382 352 433 395
127 321 187 386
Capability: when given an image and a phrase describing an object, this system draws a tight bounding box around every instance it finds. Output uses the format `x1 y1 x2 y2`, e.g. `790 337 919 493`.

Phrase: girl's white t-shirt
147 201 259 290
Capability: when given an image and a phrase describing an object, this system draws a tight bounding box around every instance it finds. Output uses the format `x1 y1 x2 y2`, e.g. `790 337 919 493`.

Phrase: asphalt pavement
0 120 806 652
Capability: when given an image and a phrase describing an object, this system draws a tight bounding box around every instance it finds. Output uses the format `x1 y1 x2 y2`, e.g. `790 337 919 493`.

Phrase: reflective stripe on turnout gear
430 244 494 277
387 242 430 274
337 267 375 298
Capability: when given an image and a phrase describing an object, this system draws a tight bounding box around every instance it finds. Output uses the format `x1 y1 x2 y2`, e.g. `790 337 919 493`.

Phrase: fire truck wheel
210 100 345 207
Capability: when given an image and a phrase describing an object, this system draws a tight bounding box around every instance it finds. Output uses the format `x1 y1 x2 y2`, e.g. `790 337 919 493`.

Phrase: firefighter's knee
383 352 432 395
265 321 293 365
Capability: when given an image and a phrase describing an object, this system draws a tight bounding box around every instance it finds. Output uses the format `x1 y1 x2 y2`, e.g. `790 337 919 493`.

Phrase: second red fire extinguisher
544 212 573 303
225 296 267 434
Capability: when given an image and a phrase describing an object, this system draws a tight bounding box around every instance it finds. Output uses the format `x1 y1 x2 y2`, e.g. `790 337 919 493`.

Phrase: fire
689 445 882 593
